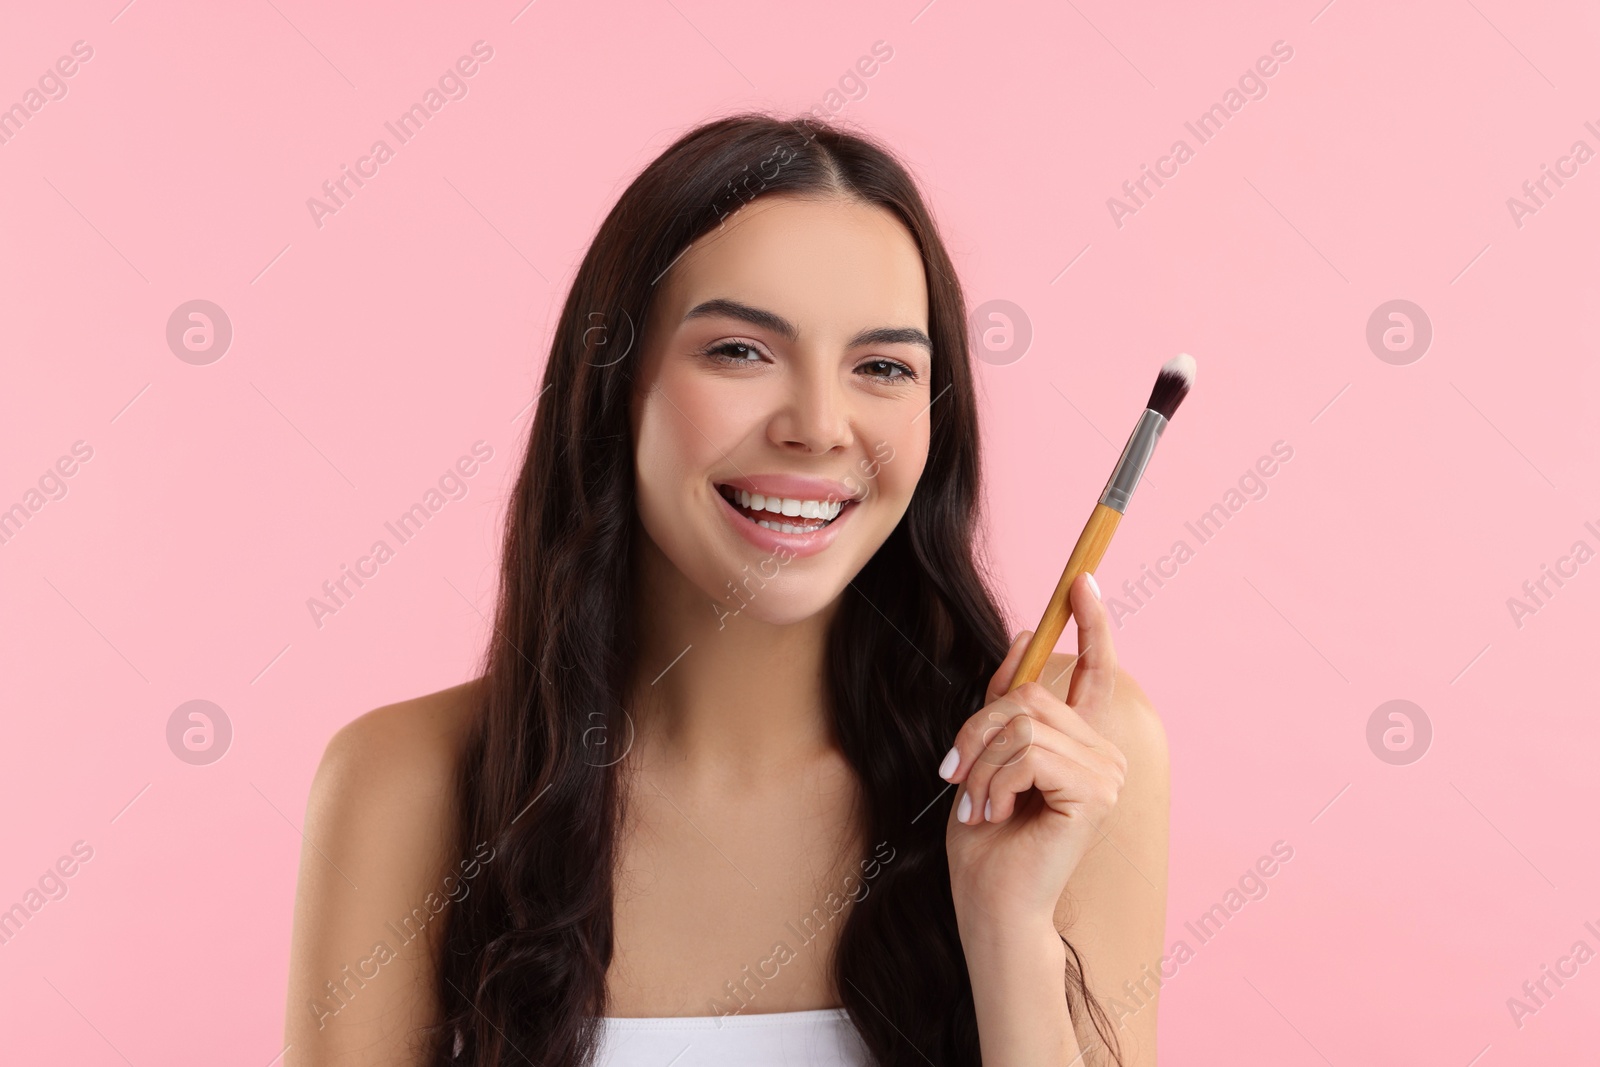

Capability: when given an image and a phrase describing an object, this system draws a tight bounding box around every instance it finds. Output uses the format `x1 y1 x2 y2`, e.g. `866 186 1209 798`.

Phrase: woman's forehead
658 195 930 339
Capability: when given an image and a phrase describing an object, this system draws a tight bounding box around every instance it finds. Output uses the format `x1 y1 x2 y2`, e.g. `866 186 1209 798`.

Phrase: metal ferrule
1098 407 1167 513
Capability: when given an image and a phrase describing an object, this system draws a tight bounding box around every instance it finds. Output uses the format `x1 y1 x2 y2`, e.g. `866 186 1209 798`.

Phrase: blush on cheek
638 367 766 485
636 388 729 488
856 421 925 505
631 389 733 582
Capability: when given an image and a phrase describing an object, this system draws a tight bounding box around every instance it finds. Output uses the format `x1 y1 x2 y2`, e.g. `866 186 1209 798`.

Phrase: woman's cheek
657 366 751 452
638 386 720 479
867 418 924 503
632 410 697 549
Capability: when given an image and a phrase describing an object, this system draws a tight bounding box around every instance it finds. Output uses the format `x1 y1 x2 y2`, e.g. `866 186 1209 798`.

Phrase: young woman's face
631 193 933 627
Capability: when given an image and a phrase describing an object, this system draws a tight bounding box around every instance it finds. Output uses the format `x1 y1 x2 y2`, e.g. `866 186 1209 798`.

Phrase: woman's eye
700 343 916 381
703 340 766 364
858 358 916 382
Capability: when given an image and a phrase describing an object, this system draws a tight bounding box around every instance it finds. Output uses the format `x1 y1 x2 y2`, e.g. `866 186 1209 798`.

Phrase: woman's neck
628 533 843 785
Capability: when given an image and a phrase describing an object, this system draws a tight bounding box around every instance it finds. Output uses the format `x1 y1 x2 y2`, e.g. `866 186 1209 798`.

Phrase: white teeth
720 486 857 537
726 489 844 521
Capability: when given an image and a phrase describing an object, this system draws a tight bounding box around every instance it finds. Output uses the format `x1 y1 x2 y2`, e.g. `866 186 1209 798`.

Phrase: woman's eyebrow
850 325 932 351
682 298 932 351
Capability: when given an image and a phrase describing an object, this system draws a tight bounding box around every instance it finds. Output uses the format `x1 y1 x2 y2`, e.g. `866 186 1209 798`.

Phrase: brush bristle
1146 353 1196 421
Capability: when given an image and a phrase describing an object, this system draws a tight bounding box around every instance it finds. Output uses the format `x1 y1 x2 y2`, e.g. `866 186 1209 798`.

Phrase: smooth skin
282 193 1169 1066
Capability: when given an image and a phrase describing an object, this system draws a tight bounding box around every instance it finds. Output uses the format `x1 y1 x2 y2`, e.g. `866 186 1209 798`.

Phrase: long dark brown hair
422 112 1124 1067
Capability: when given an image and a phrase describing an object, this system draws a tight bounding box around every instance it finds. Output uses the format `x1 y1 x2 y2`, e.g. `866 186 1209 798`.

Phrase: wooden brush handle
1007 502 1122 693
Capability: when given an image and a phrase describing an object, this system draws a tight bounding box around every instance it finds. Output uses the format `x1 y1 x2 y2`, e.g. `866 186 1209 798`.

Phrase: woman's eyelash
857 358 918 383
699 341 919 383
701 339 768 364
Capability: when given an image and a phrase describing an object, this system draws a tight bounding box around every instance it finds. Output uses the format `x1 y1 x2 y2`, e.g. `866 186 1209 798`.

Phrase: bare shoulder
284 679 484 1066
1043 654 1169 1064
318 678 481 798
302 679 479 868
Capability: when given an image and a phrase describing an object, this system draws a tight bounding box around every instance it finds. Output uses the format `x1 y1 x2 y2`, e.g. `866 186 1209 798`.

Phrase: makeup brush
1007 353 1197 692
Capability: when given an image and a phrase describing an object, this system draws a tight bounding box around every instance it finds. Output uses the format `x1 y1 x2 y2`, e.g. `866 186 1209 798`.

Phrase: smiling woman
283 113 1169 1067
630 193 935 621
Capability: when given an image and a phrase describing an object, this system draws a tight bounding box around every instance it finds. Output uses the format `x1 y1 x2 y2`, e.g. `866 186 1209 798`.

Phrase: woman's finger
1064 572 1118 712
1004 681 1116 752
954 716 1119 825
982 732 1125 825
953 709 1042 824
955 714 1074 822
940 675 1112 787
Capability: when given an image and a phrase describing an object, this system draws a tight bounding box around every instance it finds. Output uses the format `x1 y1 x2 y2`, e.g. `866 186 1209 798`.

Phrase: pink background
3 0 1597 1063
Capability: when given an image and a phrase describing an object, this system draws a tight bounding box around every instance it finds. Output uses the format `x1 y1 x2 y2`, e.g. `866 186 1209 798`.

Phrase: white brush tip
1162 352 1196 384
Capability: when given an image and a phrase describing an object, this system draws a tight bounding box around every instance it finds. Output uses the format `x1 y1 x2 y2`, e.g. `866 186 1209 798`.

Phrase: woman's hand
942 573 1128 932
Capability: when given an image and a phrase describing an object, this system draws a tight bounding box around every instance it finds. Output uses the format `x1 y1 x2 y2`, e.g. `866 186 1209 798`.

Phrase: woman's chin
706 584 843 629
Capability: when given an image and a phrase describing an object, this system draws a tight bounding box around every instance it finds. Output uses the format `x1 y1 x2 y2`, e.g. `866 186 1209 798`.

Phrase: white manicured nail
1086 572 1101 600
956 794 972 822
984 798 993 821
938 746 960 781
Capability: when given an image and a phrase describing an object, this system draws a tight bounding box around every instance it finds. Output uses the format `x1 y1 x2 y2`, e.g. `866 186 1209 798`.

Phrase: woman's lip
714 484 858 559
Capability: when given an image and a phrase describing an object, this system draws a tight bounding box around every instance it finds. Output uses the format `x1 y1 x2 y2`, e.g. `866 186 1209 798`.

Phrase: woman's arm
1045 659 1170 1064
943 574 1170 1066
954 666 1169 1066
955 911 1080 1062
283 685 474 1067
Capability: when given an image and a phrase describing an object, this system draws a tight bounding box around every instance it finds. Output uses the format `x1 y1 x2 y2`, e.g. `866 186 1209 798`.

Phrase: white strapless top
595 1007 871 1066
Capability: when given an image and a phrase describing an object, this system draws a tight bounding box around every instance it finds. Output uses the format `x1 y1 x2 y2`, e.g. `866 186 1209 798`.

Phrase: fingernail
983 798 993 822
956 794 972 822
1086 572 1101 600
938 746 960 781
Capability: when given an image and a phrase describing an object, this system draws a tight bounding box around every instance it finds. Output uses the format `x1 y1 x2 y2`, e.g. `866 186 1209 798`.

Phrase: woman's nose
770 369 853 454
